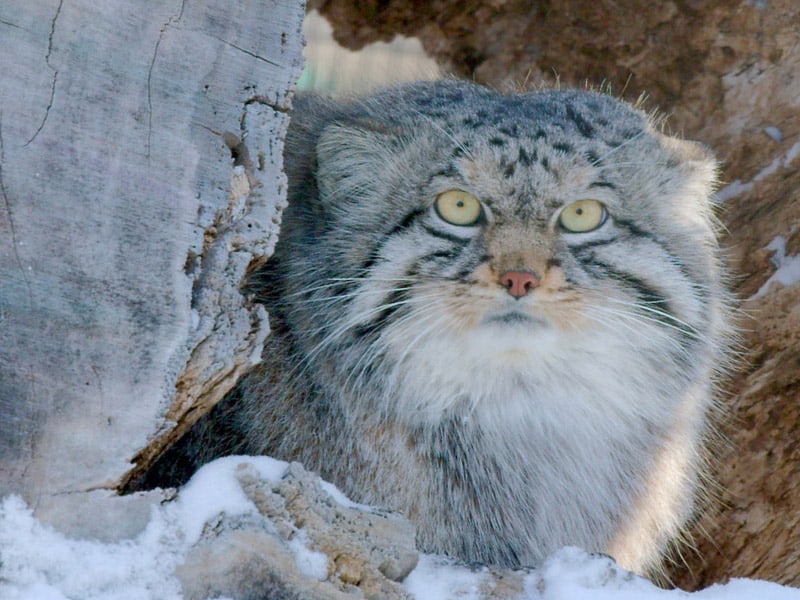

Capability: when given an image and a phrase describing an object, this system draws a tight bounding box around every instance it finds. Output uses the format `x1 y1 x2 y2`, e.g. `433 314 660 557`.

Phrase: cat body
181 81 728 574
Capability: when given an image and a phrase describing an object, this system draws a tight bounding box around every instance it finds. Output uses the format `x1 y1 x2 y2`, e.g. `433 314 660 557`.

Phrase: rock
176 460 418 600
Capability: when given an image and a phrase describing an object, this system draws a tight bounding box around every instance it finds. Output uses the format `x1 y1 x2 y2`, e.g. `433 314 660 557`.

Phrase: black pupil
456 200 464 208
575 207 584 215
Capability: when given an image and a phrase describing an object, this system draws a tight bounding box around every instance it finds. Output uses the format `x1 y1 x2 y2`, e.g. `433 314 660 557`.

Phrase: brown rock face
309 0 800 589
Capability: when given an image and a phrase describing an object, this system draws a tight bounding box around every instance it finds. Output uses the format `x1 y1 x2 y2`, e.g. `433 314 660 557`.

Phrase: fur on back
219 80 729 574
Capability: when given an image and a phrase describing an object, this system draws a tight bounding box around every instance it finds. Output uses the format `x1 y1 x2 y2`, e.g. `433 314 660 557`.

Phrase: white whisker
290 289 449 382
592 130 648 164
601 297 702 339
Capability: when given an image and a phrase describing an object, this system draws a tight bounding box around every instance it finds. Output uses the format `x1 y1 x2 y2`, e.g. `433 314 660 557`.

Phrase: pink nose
500 270 540 298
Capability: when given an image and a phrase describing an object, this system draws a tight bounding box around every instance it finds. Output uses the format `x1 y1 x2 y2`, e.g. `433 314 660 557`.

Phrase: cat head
275 81 724 423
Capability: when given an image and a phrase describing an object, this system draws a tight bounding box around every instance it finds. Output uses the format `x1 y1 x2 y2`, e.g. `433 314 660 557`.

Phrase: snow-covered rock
2 456 800 600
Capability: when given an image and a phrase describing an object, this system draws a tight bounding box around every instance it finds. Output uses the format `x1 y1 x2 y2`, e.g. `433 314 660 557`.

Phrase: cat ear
652 133 721 239
657 134 719 206
659 134 716 170
283 93 343 190
315 118 409 207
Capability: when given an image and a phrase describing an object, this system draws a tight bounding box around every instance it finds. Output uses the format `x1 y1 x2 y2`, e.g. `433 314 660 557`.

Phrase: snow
2 457 800 600
752 235 800 299
0 457 290 600
405 548 800 599
753 157 782 182
0 494 183 600
532 549 800 599
404 554 500 599
764 127 783 143
713 179 752 203
785 141 800 167
319 479 374 511
713 137 800 202
287 532 330 581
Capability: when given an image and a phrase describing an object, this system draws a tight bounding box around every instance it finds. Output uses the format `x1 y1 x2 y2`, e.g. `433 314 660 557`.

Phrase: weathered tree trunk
0 0 304 539
310 0 800 588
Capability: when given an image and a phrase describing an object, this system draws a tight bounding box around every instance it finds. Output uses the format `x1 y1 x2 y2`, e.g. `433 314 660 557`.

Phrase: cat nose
500 270 540 298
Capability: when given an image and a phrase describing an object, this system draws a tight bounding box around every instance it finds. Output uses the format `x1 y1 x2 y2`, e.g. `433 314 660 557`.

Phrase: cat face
278 82 722 423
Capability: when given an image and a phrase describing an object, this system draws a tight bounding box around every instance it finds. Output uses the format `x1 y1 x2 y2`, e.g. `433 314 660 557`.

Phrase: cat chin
388 320 565 378
469 326 561 360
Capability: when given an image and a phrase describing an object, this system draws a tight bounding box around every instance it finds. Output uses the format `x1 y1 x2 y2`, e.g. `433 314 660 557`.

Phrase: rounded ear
283 93 342 190
658 134 718 183
650 133 722 240
657 133 719 207
315 120 410 209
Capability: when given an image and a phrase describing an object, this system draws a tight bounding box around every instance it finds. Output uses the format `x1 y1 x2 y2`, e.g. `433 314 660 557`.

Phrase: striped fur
213 81 730 574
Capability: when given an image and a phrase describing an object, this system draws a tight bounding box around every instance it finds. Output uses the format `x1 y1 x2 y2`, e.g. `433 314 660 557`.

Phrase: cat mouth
482 311 549 328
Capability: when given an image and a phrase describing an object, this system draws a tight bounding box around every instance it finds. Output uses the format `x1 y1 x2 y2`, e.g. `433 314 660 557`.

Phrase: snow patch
404 554 497 599
319 479 374 511
3 459 800 599
784 141 800 167
0 494 184 600
764 126 783 142
287 532 329 580
753 157 782 182
714 139 800 202
714 180 753 203
752 235 800 299
0 456 290 600
404 547 800 599
693 579 800 599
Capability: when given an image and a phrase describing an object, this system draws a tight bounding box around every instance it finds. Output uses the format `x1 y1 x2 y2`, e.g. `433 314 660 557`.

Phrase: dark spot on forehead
423 110 447 119
589 180 617 190
452 144 470 158
513 197 549 222
566 104 596 139
552 142 574 154
518 147 534 166
585 149 602 165
489 137 507 147
499 125 519 137
434 163 459 178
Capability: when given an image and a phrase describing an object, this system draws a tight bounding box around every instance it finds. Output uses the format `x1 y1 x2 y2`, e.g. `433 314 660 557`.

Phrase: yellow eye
434 190 483 226
558 199 607 233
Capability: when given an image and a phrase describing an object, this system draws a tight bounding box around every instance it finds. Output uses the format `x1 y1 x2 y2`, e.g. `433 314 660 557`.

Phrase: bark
0 0 304 539
310 0 800 588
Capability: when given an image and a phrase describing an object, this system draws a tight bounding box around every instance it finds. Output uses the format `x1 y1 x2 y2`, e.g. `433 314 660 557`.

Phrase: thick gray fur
172 80 729 575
